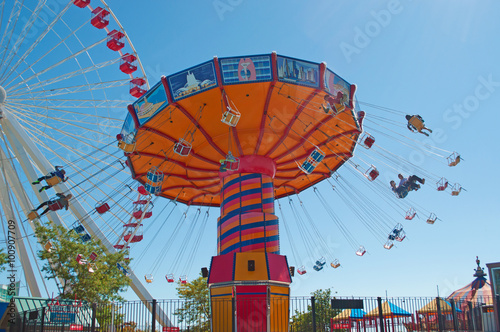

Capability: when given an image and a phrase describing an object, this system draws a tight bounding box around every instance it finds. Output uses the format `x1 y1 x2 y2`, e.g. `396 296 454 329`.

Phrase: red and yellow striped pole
208 156 292 331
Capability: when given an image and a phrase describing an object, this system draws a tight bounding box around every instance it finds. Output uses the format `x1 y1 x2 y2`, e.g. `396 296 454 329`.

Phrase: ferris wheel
0 0 161 307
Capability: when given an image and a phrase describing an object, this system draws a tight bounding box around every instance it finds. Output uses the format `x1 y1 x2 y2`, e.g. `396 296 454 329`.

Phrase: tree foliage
0 248 8 272
174 272 210 331
35 221 130 303
290 289 341 331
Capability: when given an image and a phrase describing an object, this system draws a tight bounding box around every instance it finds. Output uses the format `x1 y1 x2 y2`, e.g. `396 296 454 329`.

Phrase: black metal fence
11 295 498 332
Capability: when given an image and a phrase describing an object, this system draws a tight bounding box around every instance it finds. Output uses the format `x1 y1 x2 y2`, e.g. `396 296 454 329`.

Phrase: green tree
35 221 130 304
0 248 8 272
174 272 210 331
290 289 341 332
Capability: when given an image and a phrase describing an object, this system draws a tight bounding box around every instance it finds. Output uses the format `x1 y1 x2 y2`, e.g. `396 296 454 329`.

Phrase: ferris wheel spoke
0 0 48 79
9 78 131 99
0 0 23 65
9 103 123 130
8 105 120 139
28 130 131 203
6 35 108 91
7 56 123 95
10 98 128 109
1 17 92 88
0 1 73 83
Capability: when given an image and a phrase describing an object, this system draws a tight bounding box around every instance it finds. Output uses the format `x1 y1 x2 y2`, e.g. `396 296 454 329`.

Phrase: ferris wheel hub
0 86 6 105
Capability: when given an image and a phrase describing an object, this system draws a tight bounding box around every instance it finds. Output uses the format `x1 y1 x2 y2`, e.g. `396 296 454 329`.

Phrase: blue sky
2 0 499 301
103 0 500 300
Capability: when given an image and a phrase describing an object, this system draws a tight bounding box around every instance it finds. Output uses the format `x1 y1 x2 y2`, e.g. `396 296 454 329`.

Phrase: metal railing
11 295 498 332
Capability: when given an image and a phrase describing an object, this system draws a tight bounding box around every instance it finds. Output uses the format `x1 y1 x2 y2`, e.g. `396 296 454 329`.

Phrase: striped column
217 173 279 255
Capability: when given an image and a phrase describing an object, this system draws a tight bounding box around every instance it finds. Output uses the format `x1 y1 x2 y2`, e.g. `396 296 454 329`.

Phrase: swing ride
114 52 464 329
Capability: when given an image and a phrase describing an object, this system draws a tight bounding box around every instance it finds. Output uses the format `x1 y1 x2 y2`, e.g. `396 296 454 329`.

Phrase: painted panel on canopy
277 55 320 88
325 68 352 107
133 81 169 127
168 60 218 101
120 113 137 144
219 54 273 85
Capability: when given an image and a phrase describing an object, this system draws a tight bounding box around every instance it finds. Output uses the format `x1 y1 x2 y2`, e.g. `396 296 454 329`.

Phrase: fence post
232 297 236 332
436 297 443 332
449 299 458 332
468 301 475 331
377 297 384 332
152 299 157 332
91 303 97 332
21 311 27 332
496 295 500 332
311 296 316 332
40 307 46 332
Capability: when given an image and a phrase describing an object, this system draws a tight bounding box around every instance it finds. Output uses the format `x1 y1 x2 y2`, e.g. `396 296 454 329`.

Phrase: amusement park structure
0 1 465 330
119 52 361 329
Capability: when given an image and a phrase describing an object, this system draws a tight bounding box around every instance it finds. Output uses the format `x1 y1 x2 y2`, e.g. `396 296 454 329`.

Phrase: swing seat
28 211 39 220
221 107 241 127
310 149 325 163
146 167 164 183
299 160 315 174
46 175 62 187
426 213 437 224
144 274 154 283
76 254 87 265
173 138 192 156
117 263 130 276
224 156 240 171
447 152 461 167
355 246 366 256
363 135 375 149
451 184 462 196
80 233 91 242
166 274 175 283
395 233 406 242
179 275 188 284
436 178 448 191
405 208 416 220
384 241 394 250
144 183 161 195
365 166 379 181
137 186 148 195
48 201 64 211
44 241 53 252
330 260 341 268
95 202 110 214
88 263 96 273
118 140 136 153
315 257 326 266
89 252 98 262
297 266 307 275
73 224 85 234
313 265 323 271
